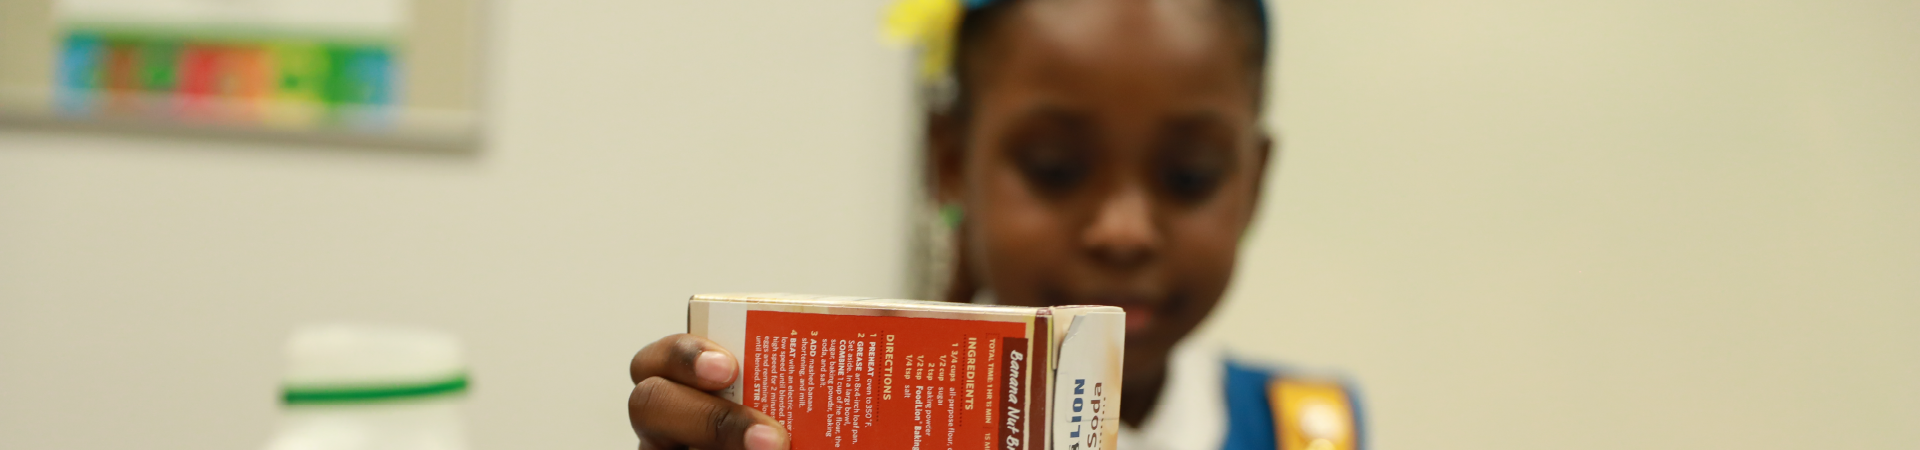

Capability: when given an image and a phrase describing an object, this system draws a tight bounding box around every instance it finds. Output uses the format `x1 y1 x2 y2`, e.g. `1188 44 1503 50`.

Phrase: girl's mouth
1120 305 1155 333
1082 295 1162 334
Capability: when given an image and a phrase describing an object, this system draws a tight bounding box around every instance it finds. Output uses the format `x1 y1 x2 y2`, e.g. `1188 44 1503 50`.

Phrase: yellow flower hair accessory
883 0 969 83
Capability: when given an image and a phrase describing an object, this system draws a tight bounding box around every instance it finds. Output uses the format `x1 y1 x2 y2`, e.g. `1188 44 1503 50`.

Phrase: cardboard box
688 293 1124 450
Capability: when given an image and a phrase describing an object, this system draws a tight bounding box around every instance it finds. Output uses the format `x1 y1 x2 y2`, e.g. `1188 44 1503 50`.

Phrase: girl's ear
924 109 981 304
943 218 981 304
925 110 968 205
1245 129 1276 229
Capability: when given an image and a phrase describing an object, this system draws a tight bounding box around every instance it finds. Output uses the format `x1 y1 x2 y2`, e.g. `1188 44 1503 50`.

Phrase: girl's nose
1081 186 1162 268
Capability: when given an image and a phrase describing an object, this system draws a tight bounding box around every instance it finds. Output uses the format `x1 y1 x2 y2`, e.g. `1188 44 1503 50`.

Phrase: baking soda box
689 293 1124 450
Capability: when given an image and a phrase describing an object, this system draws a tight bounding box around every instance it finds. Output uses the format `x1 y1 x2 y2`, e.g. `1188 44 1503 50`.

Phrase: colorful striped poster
53 0 406 130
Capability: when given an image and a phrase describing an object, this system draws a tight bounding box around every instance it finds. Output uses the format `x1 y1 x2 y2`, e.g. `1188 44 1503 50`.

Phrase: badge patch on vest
1269 379 1356 450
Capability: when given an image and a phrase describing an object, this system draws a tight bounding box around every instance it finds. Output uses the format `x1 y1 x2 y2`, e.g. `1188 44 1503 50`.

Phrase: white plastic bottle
262 324 472 450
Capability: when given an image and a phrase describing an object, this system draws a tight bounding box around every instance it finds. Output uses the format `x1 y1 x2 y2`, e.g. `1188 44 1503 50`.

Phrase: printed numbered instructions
744 310 1033 450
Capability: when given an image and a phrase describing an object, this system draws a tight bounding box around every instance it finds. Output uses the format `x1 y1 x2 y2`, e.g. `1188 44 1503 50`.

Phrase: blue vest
1220 359 1367 450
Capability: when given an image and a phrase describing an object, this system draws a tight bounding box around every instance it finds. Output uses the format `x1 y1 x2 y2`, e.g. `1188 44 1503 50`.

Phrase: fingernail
745 424 786 450
695 351 734 385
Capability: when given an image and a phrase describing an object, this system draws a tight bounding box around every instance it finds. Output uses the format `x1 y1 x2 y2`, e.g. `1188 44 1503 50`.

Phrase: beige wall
1 1 1915 450
1212 0 1920 448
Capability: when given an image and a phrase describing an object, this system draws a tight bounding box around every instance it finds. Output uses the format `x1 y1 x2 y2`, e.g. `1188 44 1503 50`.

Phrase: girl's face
935 0 1269 377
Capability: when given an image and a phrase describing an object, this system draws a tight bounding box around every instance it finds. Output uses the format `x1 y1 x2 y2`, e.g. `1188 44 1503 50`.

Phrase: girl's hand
628 334 788 450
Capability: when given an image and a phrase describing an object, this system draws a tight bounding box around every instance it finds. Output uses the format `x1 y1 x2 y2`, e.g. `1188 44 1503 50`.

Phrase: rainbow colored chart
56 25 399 130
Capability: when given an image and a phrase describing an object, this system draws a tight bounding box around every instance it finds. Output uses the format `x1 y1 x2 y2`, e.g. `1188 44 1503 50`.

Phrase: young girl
627 1 1362 450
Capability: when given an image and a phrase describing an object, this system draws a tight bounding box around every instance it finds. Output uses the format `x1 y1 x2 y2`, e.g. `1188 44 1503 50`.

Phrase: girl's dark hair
946 0 1271 116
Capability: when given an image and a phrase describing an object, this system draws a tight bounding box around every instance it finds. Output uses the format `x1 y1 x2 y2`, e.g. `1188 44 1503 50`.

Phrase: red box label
744 310 1031 450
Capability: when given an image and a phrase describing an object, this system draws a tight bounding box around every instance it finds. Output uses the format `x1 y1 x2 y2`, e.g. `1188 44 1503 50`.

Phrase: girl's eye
1155 117 1239 202
1158 142 1230 201
1017 146 1088 194
1161 164 1224 200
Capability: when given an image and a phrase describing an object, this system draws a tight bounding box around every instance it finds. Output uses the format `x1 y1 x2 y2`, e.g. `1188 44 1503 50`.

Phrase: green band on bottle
282 374 468 405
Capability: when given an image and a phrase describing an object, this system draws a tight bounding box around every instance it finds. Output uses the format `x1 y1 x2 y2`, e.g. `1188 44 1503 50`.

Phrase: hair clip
884 0 998 83
886 0 1266 85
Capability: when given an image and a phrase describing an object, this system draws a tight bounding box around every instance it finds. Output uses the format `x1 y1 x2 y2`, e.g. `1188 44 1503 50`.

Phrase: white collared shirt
973 292 1231 450
1117 337 1228 450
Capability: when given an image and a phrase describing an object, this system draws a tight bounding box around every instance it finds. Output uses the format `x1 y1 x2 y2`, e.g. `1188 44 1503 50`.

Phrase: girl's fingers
629 333 738 392
628 376 788 450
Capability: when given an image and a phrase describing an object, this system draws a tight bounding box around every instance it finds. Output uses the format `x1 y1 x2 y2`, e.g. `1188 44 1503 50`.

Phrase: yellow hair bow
883 0 966 82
